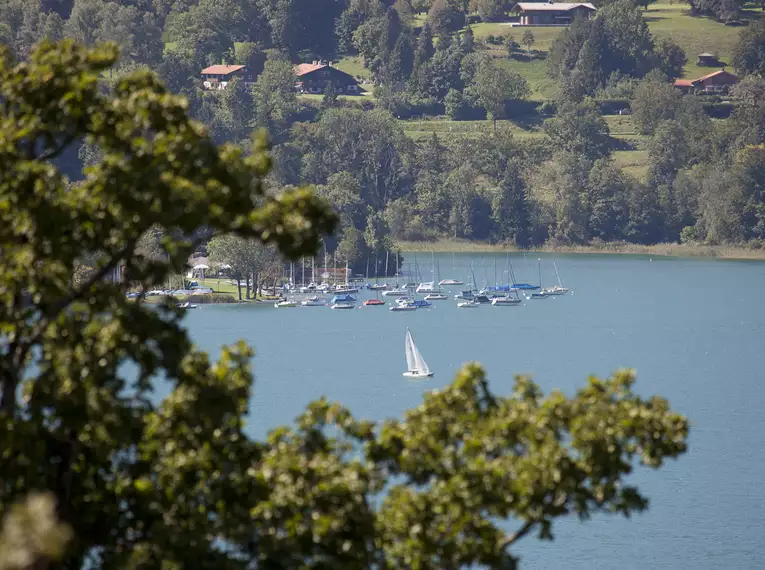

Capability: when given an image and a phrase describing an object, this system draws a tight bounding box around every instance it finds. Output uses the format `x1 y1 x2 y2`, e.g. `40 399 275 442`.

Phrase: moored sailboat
528 259 549 299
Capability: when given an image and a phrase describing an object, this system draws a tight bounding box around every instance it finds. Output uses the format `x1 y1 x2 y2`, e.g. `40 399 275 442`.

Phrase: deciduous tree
0 39 335 569
543 99 612 163
733 17 765 78
1 40 690 570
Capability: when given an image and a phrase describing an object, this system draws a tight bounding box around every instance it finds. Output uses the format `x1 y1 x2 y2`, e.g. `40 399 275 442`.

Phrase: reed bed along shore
395 240 765 261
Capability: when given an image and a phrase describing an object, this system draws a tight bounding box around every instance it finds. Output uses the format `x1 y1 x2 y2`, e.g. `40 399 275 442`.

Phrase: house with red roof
674 69 739 94
201 64 255 90
294 60 363 95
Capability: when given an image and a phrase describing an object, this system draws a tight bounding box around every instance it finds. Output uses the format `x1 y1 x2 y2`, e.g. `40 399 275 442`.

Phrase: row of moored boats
273 260 570 309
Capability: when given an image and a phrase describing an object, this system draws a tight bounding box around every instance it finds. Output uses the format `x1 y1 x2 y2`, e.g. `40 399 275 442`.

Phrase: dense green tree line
3 0 765 273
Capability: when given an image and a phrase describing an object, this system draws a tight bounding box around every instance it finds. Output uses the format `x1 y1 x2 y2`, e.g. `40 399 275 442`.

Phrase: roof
201 64 245 75
695 69 737 82
295 63 326 76
515 2 596 11
674 69 738 87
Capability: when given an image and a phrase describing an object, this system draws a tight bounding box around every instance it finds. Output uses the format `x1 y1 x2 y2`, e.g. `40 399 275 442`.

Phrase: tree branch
9 239 139 378
499 520 536 551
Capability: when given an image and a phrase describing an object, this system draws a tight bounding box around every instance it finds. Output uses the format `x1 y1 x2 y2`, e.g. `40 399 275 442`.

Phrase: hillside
336 3 759 179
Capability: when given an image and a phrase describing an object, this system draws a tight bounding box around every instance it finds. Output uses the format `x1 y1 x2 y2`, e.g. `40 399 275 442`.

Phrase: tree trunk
246 273 251 300
253 270 259 298
236 276 242 301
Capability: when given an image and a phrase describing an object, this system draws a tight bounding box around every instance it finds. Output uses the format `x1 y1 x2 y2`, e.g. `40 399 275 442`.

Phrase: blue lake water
181 253 765 569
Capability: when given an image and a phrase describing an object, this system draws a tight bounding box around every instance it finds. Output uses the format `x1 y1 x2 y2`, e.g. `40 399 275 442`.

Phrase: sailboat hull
492 298 522 306
403 371 434 378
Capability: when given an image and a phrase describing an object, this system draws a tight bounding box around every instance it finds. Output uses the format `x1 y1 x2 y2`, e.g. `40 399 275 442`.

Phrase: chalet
200 64 255 90
674 69 739 94
295 61 363 95
513 2 596 26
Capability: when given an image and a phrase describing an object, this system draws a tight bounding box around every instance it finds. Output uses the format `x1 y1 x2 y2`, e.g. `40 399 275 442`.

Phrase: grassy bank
395 239 765 260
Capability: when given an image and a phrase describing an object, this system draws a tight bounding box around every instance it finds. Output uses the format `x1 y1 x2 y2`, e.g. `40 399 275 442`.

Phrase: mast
385 250 389 280
538 258 542 289
312 257 315 284
554 262 563 287
508 258 520 299
301 257 305 287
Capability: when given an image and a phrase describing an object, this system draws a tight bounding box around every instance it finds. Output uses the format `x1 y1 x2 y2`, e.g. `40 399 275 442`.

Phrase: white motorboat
439 278 464 286
331 301 355 310
274 299 297 308
457 299 480 308
301 295 326 306
403 328 433 378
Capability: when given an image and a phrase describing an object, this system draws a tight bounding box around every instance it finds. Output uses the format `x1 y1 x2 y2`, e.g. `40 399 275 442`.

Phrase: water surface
183 253 765 569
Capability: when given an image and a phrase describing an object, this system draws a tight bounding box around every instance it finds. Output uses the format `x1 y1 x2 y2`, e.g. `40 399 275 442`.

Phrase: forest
2 0 765 273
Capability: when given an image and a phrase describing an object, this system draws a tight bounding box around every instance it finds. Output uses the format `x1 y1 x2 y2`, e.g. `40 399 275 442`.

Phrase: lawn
604 115 637 136
613 149 650 180
333 56 371 80
503 57 557 100
470 22 564 53
644 3 759 78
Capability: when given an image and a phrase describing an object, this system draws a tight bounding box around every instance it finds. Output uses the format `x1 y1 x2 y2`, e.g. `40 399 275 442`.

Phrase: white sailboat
439 252 464 286
528 259 550 300
403 328 433 378
543 262 569 295
424 260 449 300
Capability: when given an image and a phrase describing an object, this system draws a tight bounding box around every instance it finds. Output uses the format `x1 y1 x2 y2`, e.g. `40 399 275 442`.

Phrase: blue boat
331 294 356 304
511 283 540 291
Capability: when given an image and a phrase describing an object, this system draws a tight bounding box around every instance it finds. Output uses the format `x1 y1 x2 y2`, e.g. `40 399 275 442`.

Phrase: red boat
363 299 385 306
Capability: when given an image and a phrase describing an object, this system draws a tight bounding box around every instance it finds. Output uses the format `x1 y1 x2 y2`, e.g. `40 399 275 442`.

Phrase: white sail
407 329 430 374
411 340 430 375
405 329 417 372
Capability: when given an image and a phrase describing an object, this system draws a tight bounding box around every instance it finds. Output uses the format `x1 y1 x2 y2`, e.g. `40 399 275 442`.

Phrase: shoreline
394 240 765 261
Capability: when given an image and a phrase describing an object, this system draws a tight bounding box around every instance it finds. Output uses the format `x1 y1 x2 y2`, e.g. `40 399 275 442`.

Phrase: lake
181 252 765 570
